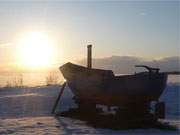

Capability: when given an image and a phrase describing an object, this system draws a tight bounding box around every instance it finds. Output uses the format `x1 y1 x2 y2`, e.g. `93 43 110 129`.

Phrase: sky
0 0 179 71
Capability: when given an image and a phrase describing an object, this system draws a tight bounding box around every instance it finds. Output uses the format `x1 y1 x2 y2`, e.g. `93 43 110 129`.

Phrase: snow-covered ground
0 84 179 135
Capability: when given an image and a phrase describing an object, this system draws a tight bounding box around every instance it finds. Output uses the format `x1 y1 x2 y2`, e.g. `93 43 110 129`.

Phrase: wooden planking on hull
60 62 168 106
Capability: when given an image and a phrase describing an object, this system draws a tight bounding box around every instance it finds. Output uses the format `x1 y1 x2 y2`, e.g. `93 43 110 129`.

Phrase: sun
17 32 54 68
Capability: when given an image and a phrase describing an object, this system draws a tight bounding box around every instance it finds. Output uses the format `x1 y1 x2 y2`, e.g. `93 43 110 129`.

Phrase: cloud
0 42 12 48
78 56 180 74
139 12 147 16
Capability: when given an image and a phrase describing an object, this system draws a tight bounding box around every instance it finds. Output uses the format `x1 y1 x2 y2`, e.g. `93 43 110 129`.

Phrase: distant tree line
6 74 23 87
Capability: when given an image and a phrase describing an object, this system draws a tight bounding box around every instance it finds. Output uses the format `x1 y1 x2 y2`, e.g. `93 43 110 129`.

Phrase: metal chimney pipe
87 45 92 68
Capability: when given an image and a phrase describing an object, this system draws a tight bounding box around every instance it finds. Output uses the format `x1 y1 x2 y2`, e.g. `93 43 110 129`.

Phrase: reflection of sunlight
17 32 54 68
0 93 43 99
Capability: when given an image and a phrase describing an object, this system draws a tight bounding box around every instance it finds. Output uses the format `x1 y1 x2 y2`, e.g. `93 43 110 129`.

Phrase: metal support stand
52 82 66 114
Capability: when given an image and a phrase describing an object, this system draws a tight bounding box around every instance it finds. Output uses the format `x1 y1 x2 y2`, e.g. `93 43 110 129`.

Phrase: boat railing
135 65 160 74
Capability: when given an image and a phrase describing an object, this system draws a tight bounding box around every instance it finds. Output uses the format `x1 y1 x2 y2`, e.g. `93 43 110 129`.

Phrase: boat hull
60 62 167 106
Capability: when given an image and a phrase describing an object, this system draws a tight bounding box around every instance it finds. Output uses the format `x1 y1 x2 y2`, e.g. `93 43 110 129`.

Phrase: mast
87 45 92 68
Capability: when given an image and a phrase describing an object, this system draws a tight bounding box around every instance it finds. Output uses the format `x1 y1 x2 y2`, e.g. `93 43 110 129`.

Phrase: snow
0 85 179 135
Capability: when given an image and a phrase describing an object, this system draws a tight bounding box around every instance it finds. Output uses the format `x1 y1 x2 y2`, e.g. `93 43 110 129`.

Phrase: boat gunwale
60 62 114 75
60 62 168 79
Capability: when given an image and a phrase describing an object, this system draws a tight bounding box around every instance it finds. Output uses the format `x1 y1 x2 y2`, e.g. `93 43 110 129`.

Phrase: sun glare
17 32 54 68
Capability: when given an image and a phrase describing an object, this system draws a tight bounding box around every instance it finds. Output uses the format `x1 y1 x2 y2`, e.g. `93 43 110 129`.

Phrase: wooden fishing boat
60 62 167 106
60 45 168 107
